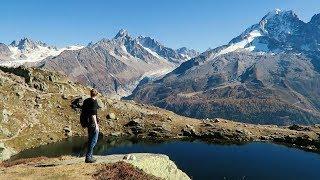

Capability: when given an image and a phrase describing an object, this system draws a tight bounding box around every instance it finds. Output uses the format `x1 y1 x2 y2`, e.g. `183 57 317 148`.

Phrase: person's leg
92 128 99 148
86 127 98 161
86 127 94 160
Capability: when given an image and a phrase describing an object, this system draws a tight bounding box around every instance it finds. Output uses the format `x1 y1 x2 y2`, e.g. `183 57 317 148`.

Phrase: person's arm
92 115 99 131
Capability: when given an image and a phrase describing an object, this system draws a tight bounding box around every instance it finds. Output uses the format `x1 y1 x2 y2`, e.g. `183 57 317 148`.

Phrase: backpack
80 112 89 128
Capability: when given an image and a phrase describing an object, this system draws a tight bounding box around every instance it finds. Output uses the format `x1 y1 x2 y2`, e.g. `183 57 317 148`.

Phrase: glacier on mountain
0 38 84 67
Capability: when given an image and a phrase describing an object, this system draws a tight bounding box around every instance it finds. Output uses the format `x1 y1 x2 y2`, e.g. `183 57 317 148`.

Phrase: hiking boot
85 157 97 163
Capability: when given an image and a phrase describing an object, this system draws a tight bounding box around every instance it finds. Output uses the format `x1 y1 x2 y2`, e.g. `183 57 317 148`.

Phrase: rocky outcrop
106 113 116 120
0 66 33 84
63 125 72 137
1 109 12 123
0 154 190 180
0 142 16 161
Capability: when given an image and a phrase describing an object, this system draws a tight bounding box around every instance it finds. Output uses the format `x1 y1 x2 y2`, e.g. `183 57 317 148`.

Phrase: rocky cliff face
128 10 320 125
39 30 198 98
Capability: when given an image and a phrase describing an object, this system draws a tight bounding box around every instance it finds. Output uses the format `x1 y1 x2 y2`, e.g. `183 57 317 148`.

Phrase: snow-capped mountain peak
234 9 302 42
114 29 130 39
136 35 199 63
259 9 303 39
176 47 199 60
10 37 53 52
0 38 84 67
309 13 320 29
266 9 298 20
0 29 197 68
136 36 161 48
261 9 296 21
211 9 314 58
90 29 199 64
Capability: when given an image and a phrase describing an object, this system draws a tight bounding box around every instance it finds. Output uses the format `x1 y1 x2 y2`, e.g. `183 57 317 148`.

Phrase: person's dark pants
86 126 99 160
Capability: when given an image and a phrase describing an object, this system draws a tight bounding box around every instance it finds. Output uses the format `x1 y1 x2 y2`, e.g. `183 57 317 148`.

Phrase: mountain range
0 30 198 98
127 9 320 125
0 38 83 67
1 9 320 125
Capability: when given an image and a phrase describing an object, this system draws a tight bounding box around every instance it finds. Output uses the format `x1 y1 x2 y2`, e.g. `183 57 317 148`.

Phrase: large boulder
0 142 16 161
97 99 105 109
0 126 12 137
71 95 91 109
32 81 48 91
148 123 172 138
125 119 144 135
0 77 5 86
106 112 116 120
63 125 72 137
181 124 198 136
1 109 12 123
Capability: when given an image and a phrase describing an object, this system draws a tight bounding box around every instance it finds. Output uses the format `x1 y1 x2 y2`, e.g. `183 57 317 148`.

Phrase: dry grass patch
93 161 162 180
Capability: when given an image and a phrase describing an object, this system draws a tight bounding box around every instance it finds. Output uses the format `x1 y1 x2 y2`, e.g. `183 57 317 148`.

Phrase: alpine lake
9 136 320 180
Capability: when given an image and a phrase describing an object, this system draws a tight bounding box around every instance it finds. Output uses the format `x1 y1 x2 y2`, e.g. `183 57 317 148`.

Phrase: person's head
90 89 98 99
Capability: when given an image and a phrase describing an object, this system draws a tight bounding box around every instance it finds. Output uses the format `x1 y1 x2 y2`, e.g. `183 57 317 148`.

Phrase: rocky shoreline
0 153 190 180
8 116 320 161
109 117 320 153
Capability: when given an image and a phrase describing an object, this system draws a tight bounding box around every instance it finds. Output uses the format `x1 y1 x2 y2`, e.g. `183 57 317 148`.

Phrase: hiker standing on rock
80 89 100 163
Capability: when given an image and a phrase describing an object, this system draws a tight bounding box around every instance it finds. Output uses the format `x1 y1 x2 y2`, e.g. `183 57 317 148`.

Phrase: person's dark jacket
81 98 99 128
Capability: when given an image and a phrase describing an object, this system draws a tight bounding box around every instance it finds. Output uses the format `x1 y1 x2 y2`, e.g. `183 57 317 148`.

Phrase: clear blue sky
1 0 319 51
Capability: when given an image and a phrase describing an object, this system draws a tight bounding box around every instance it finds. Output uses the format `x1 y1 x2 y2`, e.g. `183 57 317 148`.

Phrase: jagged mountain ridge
38 29 198 98
136 36 199 63
0 38 84 67
127 10 320 125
